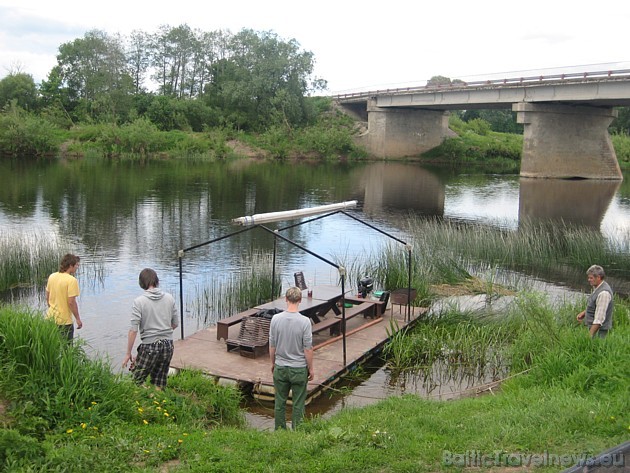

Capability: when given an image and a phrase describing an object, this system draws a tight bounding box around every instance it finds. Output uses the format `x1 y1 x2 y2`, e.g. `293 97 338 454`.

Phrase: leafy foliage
0 104 60 157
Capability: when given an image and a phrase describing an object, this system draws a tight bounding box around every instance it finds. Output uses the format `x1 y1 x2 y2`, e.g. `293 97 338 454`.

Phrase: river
1 158 628 428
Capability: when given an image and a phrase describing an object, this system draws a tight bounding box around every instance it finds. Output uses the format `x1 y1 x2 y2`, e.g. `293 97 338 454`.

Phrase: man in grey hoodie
122 268 178 389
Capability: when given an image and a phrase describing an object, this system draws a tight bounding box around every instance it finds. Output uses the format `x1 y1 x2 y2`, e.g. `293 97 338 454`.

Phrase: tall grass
0 231 107 294
384 289 630 404
0 306 244 436
405 217 630 278
189 250 281 324
0 231 68 292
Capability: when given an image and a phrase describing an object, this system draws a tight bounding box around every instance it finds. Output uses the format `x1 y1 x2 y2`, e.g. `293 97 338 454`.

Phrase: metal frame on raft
177 200 414 366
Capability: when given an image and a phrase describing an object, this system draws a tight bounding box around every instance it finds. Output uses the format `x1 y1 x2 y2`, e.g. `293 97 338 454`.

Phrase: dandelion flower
138 407 144 413
66 429 73 434
143 419 149 425
178 439 183 444
164 412 169 417
81 423 87 429
91 401 97 405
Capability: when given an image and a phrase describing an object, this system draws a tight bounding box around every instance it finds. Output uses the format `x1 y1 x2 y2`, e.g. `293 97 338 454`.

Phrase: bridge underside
347 101 622 180
354 99 450 157
514 103 621 180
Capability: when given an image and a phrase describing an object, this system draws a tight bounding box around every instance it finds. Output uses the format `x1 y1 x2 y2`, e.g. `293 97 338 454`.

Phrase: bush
0 104 59 157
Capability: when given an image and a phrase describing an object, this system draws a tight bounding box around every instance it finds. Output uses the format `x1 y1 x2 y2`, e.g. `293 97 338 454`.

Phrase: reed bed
405 216 630 278
384 307 515 376
0 231 107 297
0 231 69 292
189 250 280 325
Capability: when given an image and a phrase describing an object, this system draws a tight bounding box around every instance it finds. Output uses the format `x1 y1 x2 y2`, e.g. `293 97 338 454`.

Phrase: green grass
1 293 628 471
404 216 630 280
189 249 281 325
0 231 69 292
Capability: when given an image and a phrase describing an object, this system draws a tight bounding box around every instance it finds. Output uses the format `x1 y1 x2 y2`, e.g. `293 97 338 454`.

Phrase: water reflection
350 162 445 218
1 159 630 424
519 178 620 228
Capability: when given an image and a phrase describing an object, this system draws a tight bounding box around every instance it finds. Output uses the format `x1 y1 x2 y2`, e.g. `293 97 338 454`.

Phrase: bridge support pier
514 103 621 180
356 99 450 157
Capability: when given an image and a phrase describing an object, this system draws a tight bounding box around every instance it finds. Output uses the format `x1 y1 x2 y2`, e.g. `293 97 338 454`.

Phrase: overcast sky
1 0 629 93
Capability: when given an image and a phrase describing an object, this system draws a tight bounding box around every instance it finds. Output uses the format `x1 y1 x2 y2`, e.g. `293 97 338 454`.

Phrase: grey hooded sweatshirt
131 288 178 345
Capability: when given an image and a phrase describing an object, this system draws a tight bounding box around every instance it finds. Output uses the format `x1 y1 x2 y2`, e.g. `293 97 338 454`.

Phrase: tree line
0 25 327 133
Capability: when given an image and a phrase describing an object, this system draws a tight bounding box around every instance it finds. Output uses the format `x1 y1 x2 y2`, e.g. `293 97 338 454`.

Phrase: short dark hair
285 286 302 303
587 265 606 279
59 253 80 272
138 268 159 290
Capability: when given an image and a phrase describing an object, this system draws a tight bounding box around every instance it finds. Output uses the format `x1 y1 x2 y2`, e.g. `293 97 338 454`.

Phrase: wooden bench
216 308 259 341
343 296 385 318
311 301 377 336
226 316 271 358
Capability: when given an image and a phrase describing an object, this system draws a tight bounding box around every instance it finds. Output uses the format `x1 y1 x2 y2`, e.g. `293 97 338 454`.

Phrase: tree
126 30 152 94
55 30 134 121
205 29 323 131
0 73 38 111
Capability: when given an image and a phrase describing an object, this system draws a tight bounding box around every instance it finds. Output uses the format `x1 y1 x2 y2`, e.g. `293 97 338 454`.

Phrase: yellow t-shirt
46 272 80 325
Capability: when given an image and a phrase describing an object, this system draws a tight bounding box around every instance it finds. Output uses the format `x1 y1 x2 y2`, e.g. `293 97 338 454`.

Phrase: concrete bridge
335 68 630 179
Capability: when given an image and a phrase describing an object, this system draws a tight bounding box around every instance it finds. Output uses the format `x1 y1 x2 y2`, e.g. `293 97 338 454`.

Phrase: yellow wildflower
143 419 149 425
66 429 73 434
80 423 87 429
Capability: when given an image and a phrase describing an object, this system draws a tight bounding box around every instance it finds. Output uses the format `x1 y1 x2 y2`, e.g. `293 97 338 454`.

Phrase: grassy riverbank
1 291 628 471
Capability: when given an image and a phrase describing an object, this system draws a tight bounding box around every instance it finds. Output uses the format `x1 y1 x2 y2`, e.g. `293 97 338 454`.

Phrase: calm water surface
2 159 629 427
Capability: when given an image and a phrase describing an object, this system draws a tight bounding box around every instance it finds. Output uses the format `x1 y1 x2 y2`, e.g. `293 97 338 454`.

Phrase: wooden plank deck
170 304 426 403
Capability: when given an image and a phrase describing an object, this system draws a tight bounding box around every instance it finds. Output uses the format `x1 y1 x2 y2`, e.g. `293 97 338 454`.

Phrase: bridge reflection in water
348 163 619 231
519 178 620 229
351 162 445 217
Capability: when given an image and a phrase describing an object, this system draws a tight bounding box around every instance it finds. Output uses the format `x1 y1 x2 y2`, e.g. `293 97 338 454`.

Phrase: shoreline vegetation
1 217 629 471
3 103 630 170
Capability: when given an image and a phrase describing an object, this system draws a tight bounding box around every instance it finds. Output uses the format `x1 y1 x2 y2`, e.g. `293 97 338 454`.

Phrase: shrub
0 104 59 157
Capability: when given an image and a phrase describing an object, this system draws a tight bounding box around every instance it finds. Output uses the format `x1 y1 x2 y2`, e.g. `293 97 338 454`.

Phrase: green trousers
273 365 308 430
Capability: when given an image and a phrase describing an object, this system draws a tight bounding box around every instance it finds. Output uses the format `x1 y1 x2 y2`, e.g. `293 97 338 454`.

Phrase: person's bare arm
68 296 82 329
304 348 314 381
269 346 276 373
122 330 138 368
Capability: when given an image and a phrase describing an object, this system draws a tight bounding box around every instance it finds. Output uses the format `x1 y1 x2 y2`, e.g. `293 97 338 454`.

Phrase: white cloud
0 0 629 92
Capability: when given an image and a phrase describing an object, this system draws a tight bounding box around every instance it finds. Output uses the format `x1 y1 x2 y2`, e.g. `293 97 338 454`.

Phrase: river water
1 159 629 428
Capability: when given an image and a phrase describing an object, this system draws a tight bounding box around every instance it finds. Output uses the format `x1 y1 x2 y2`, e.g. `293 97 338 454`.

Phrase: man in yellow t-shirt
46 253 82 341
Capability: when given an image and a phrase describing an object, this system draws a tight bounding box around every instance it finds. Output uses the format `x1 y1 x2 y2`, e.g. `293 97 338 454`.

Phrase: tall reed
189 249 280 324
405 216 630 278
0 231 69 292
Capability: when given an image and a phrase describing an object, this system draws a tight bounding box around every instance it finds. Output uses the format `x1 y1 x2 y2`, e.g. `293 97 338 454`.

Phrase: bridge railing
333 68 630 100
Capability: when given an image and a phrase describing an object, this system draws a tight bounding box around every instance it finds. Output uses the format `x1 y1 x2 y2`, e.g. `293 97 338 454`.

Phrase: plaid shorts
132 339 174 389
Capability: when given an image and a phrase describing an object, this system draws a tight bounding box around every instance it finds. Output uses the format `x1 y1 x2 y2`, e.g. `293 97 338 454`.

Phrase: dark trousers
273 365 308 430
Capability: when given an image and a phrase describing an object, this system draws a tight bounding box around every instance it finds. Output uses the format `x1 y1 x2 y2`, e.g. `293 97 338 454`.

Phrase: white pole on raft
232 201 358 226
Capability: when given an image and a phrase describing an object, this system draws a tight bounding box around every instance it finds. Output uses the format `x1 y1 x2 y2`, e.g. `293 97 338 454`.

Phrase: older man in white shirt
576 265 613 338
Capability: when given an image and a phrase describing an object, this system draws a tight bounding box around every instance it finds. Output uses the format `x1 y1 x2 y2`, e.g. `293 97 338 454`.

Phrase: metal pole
341 273 346 366
407 247 412 322
271 235 278 299
178 250 185 339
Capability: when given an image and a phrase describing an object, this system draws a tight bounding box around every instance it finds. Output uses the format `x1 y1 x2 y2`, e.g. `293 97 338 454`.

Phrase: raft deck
170 302 425 403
